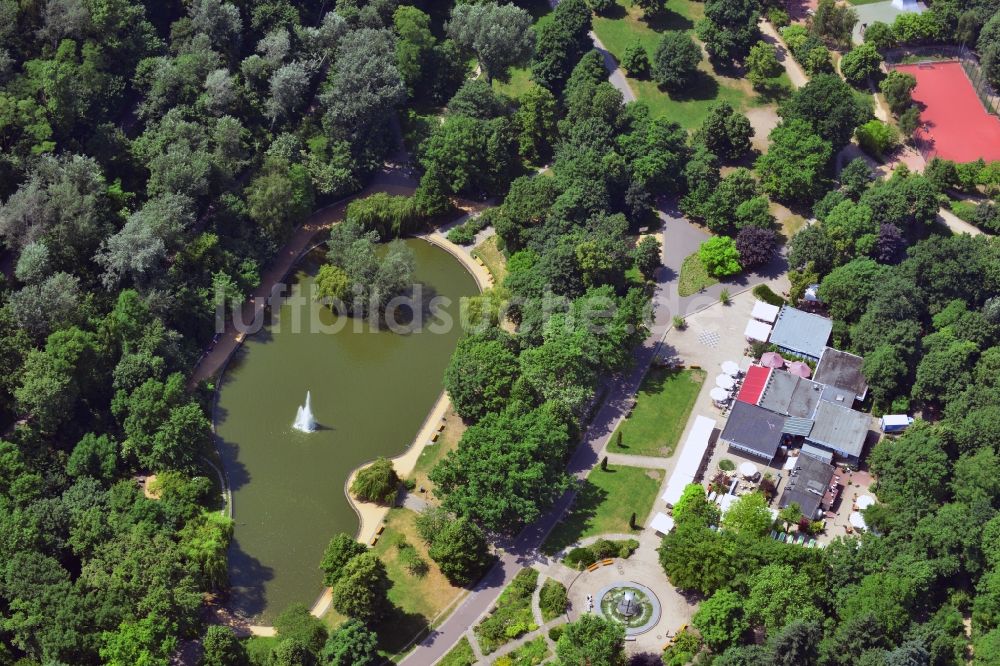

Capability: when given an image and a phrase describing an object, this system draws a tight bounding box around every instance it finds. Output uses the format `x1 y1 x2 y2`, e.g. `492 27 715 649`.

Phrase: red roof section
737 366 771 405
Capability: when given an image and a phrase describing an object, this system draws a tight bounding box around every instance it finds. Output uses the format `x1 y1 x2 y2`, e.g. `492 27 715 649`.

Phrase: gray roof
807 401 871 458
814 347 869 401
784 416 815 437
721 401 786 461
770 306 833 360
758 371 824 418
778 454 836 521
800 443 833 464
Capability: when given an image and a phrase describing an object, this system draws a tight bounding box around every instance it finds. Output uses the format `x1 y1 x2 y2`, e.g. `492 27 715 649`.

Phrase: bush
719 458 736 472
752 284 785 306
539 579 568 621
350 457 400 505
698 236 742 278
549 625 565 642
564 546 597 569
588 0 614 13
720 288 731 305
864 21 895 50
561 538 639 569
622 43 650 77
973 202 1000 233
856 119 899 159
673 315 687 330
768 8 789 27
447 224 477 245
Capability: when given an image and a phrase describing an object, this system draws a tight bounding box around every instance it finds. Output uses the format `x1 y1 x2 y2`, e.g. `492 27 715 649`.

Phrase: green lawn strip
608 367 707 457
678 252 718 296
542 465 663 555
439 636 477 666
493 66 535 100
474 568 540 654
471 235 508 283
244 636 279 664
505 636 551 665
341 508 468 658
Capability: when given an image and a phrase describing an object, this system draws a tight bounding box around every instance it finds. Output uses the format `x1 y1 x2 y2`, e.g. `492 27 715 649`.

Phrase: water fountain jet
293 391 317 432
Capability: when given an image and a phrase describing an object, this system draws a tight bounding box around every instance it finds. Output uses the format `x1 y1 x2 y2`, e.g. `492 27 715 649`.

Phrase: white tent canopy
710 387 730 402
662 415 717 506
721 361 740 376
849 511 867 530
751 300 780 323
856 495 876 509
650 512 675 535
744 319 772 342
716 374 736 390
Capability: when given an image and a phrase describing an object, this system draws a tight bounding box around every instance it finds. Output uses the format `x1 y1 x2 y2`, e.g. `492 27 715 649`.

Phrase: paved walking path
759 20 809 88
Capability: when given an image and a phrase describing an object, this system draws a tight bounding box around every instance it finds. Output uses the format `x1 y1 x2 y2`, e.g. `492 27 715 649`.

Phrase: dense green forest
2 0 1000 663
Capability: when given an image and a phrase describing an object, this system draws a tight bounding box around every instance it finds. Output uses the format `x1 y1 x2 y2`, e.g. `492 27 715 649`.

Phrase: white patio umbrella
849 511 867 531
739 462 758 478
721 361 740 376
715 374 736 390
710 387 730 403
856 495 876 510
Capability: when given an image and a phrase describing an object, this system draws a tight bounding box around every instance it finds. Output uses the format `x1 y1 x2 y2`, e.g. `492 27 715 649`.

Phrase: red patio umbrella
760 351 785 368
787 361 812 378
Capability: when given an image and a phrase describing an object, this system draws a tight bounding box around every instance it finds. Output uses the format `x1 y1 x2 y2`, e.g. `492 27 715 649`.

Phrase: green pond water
216 239 478 622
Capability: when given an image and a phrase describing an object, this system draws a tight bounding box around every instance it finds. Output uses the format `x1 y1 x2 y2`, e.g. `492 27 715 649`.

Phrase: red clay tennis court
894 61 1000 163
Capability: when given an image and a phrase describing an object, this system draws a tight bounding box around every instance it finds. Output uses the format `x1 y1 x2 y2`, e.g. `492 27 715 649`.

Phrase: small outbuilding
769 306 833 362
814 347 868 402
720 401 786 463
806 401 871 464
778 454 837 521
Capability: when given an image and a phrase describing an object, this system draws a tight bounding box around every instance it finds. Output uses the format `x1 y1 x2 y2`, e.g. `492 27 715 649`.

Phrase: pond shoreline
212 230 488 633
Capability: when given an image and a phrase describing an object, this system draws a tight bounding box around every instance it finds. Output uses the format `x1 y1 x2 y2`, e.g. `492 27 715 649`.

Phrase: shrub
735 226 778 269
720 288 731 305
856 119 899 159
673 315 688 329
864 21 895 50
350 457 400 505
564 547 597 569
719 458 736 472
622 43 650 77
752 284 785 306
767 8 789 27
698 236 742 278
973 202 1000 233
539 579 568 621
447 223 477 245
588 0 614 14
549 625 565 641
562 538 639 569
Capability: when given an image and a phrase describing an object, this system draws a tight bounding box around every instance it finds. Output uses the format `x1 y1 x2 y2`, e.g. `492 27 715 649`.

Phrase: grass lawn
771 201 808 240
506 636 551 665
543 464 663 554
608 367 707 456
471 235 508 283
592 0 785 130
494 66 535 99
678 252 718 296
323 508 467 659
410 407 465 497
474 568 539 654
439 637 477 666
